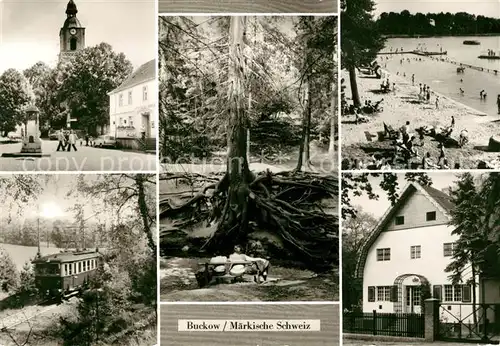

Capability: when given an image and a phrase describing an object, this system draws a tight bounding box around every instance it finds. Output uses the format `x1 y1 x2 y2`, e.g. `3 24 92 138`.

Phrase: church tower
59 0 85 61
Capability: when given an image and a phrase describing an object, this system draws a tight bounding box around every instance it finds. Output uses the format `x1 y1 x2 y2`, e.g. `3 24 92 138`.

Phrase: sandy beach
341 67 500 169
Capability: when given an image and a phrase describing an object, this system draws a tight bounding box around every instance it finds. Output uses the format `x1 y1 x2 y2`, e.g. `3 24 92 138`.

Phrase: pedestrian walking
67 130 78 152
56 130 66 151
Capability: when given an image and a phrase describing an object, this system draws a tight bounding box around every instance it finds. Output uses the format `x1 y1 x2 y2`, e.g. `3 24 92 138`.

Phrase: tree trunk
348 65 361 108
329 74 338 156
135 174 156 254
472 265 478 330
295 72 311 172
304 76 311 165
246 91 252 163
224 16 251 243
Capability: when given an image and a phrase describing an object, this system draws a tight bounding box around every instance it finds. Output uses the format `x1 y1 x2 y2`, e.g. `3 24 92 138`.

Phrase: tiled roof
110 59 156 94
421 185 454 212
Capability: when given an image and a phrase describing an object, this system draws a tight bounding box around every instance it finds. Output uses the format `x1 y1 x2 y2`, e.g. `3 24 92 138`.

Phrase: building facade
108 59 156 149
59 0 85 62
357 183 481 322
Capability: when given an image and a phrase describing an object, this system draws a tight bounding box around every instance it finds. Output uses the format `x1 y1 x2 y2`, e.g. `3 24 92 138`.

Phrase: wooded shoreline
382 33 500 38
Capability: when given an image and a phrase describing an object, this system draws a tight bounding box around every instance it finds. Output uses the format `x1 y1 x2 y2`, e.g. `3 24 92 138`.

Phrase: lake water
379 36 500 118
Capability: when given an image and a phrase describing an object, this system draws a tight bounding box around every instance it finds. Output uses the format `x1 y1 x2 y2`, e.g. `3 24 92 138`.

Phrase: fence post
424 298 439 342
373 310 377 336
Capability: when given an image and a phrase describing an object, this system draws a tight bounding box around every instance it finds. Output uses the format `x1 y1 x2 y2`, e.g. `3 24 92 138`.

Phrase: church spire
66 0 78 17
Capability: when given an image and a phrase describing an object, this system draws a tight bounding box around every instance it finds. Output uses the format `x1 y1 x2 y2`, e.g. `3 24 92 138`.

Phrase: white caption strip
178 319 321 332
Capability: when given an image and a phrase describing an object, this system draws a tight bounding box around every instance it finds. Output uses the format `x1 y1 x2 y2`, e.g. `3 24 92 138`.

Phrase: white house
356 182 500 323
108 59 156 149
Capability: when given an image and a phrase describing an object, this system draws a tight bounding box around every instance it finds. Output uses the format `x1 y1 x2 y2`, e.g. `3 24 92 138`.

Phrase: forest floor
161 141 337 175
159 257 338 302
341 69 500 169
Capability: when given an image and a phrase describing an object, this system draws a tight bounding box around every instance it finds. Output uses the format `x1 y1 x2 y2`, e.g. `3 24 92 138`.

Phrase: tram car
32 249 102 299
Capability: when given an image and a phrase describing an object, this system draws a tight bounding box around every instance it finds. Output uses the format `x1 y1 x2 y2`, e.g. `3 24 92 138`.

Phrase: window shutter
433 285 442 301
462 285 472 303
368 286 375 302
390 285 399 302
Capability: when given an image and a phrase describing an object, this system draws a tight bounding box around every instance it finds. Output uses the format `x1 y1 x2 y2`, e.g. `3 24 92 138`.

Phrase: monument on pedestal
2 105 50 158
21 105 42 154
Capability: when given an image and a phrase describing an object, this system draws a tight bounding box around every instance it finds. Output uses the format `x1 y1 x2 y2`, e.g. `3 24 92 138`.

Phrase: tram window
69 264 72 275
78 262 82 273
64 264 68 276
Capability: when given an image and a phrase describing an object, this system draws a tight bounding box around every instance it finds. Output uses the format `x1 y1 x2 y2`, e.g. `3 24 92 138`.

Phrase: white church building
356 182 500 323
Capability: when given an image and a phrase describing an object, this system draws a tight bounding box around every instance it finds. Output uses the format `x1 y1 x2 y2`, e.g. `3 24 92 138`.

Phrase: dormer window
426 211 436 221
395 216 404 225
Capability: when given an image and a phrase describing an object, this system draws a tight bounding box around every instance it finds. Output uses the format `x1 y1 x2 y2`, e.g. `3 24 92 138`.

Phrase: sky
373 0 500 18
0 0 155 73
0 174 131 226
348 172 479 219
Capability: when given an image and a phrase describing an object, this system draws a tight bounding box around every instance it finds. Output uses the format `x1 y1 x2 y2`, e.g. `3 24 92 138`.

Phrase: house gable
355 182 453 279
386 189 448 231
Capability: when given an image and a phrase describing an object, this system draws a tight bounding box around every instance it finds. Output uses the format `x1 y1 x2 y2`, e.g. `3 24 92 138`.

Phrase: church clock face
70 28 76 35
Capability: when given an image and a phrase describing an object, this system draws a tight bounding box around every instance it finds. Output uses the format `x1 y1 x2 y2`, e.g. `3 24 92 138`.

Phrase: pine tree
0 248 19 292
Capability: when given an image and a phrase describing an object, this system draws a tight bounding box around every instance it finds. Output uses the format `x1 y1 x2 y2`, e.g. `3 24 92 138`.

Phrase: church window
128 91 133 105
70 37 77 51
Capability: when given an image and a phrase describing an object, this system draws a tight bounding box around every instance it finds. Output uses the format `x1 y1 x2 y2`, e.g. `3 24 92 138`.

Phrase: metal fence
438 303 500 343
343 310 425 338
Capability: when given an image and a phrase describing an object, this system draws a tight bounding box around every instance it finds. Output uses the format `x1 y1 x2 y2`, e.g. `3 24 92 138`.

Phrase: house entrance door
405 286 422 313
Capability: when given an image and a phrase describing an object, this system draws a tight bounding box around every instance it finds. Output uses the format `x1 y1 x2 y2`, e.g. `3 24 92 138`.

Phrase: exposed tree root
160 170 338 270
